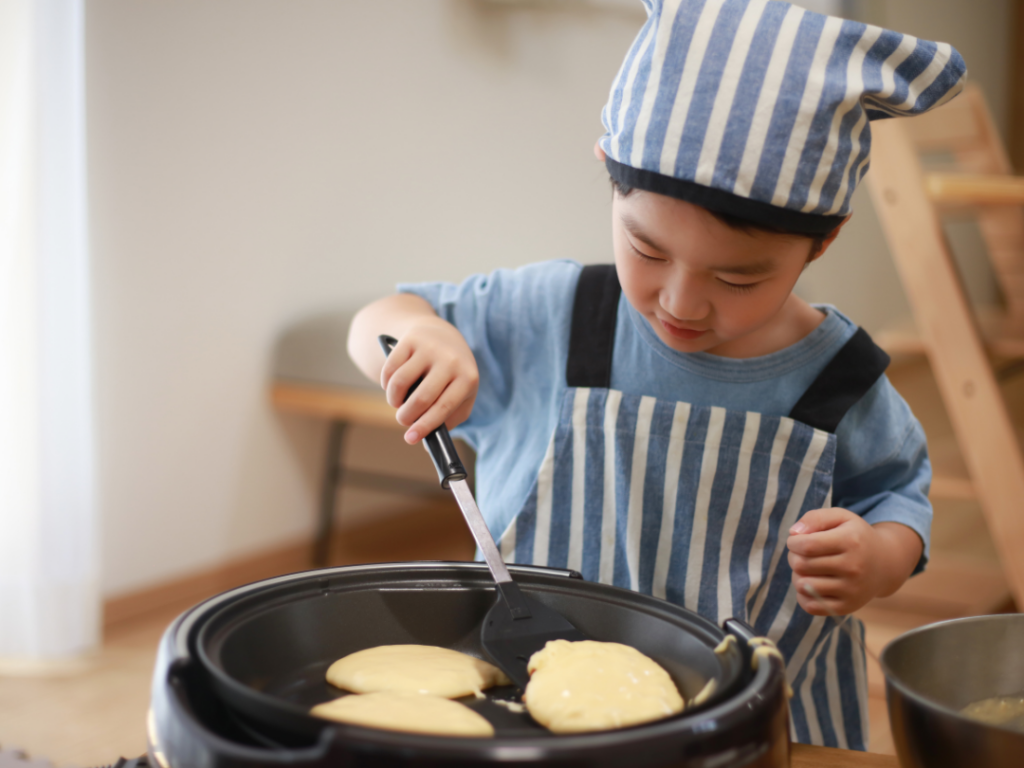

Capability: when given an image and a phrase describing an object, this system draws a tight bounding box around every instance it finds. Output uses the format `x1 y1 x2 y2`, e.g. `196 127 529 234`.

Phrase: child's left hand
786 508 922 616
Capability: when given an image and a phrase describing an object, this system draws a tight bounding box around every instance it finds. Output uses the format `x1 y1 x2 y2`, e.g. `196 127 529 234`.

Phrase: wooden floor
0 502 476 768
0 357 1014 766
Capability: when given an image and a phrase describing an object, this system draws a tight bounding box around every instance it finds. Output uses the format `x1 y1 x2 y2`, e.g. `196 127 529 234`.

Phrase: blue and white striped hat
600 0 967 235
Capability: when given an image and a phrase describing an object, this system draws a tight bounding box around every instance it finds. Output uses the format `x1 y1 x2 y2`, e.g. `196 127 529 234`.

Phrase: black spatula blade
482 580 587 690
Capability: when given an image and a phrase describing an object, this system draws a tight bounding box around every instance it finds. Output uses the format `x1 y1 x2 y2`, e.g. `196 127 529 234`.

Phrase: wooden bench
271 379 446 566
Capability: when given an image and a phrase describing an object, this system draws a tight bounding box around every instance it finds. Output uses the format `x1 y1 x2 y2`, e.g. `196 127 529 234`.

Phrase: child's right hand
379 315 479 444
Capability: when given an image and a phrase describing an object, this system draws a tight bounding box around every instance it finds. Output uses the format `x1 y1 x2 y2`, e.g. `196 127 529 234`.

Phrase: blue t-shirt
399 259 932 572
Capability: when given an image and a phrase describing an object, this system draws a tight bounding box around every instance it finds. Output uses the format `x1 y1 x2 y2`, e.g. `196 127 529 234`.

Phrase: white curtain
0 0 98 662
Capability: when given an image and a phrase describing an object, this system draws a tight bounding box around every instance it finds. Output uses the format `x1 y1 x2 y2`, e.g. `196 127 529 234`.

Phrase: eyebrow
620 215 669 254
714 259 778 276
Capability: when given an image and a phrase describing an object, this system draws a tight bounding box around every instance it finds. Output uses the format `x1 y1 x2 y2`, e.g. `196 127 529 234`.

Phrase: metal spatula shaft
446 477 585 688
378 334 586 689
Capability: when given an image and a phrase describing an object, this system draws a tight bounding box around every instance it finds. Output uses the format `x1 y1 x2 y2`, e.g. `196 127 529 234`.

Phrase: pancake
311 691 494 737
325 644 510 698
523 640 684 733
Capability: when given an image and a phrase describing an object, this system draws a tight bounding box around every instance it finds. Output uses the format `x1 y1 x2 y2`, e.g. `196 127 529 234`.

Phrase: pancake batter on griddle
524 640 684 733
311 691 494 737
326 644 509 698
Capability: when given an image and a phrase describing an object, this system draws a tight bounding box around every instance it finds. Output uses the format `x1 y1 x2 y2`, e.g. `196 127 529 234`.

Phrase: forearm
871 521 924 598
347 293 479 441
347 293 439 384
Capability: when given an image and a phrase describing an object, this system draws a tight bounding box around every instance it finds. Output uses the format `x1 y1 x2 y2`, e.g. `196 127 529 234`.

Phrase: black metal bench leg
313 419 347 567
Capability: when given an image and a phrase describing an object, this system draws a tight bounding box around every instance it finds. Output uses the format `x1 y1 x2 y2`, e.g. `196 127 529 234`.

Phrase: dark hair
611 178 827 258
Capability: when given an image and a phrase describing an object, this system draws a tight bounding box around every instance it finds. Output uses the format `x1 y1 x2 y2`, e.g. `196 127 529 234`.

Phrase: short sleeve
833 376 933 574
397 260 583 440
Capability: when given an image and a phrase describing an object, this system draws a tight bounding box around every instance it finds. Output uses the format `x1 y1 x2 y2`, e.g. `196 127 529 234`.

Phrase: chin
657 330 719 354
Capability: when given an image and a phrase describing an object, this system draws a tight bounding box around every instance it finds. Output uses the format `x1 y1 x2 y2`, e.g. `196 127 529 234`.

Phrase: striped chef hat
600 0 967 235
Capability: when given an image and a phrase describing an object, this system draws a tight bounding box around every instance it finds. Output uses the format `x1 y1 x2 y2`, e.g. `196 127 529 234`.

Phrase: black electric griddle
196 562 742 740
146 561 791 767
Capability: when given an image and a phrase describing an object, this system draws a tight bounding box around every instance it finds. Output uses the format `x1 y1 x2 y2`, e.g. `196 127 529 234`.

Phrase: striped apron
497 265 890 751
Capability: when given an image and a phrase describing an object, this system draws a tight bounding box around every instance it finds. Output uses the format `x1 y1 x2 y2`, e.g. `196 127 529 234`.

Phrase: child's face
612 189 825 358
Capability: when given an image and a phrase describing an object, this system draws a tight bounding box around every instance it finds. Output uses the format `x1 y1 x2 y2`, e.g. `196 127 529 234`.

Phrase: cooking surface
263 673 551 738
196 563 749 747
254 650 693 739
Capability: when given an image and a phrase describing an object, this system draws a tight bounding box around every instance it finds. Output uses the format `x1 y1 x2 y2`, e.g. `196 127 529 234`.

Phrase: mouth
660 318 708 340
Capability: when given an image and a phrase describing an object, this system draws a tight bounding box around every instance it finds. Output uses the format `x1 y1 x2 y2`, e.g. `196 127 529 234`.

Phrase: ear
594 140 607 162
808 214 852 263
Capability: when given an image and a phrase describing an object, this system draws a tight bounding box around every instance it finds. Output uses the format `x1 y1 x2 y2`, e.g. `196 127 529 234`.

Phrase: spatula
379 335 586 690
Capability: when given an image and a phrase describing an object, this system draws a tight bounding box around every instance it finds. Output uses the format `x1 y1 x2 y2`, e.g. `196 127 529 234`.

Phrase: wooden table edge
791 743 898 767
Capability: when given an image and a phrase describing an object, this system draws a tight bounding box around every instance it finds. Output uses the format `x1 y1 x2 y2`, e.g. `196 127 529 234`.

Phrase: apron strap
566 265 888 432
566 264 622 388
788 327 891 433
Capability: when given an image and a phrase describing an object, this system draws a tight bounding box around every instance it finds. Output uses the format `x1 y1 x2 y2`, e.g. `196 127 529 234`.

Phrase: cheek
623 270 661 311
613 254 651 302
716 283 792 330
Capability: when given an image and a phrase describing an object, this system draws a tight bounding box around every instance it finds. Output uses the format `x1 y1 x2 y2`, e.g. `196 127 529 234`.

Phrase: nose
661 271 710 322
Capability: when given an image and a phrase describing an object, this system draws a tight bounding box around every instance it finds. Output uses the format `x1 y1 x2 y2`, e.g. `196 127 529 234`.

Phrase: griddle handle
378 335 469 489
724 617 759 666
724 617 758 645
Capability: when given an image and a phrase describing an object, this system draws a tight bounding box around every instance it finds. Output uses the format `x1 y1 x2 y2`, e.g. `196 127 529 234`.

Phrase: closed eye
628 241 665 263
717 278 759 293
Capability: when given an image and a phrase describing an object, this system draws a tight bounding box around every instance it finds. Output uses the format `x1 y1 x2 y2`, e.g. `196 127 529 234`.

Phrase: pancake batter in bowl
961 693 1024 732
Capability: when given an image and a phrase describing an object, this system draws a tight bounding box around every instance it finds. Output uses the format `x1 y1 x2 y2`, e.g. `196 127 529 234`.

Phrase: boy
348 0 965 751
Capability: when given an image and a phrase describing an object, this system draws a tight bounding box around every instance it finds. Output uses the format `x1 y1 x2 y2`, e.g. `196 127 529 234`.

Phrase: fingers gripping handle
378 335 468 489
379 334 522 608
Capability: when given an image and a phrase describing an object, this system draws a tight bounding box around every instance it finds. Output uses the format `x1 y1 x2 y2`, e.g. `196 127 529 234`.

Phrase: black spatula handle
378 334 467 489
378 334 532 621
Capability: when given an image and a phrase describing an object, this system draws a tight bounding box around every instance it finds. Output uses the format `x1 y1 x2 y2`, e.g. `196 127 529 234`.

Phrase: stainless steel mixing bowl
881 613 1024 768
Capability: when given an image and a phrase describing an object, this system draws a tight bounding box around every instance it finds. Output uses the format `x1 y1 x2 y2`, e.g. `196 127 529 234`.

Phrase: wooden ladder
864 83 1024 621
852 83 1024 754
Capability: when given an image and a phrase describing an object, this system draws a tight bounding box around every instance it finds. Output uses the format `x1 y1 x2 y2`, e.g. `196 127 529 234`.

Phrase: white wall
88 0 1012 597
89 0 642 596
